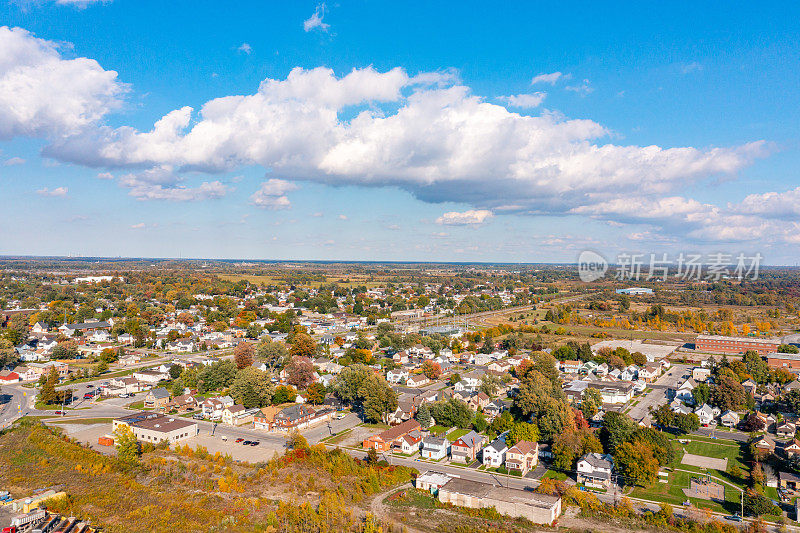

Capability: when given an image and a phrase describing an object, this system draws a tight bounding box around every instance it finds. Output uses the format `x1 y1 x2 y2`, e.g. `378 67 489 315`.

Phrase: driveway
627 363 690 420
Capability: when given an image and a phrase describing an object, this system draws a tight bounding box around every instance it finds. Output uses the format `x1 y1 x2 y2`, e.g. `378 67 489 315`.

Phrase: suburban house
164 394 198 413
437 478 561 525
143 387 171 410
386 369 409 384
576 453 614 489
720 410 740 428
406 374 430 388
451 430 485 463
560 360 581 374
694 404 720 426
505 441 539 475
777 421 796 439
421 436 450 460
201 396 234 420
784 440 800 458
638 363 662 382
398 430 423 454
0 370 20 383
58 320 111 337
742 379 758 395
481 432 508 467
483 400 505 420
753 434 776 454
692 367 711 382
466 391 491 412
675 378 697 403
221 405 259 426
362 419 422 452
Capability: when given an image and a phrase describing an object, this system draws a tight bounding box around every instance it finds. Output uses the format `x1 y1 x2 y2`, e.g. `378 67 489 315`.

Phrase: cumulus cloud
531 72 563 85
566 79 593 96
96 171 113 179
0 26 127 140
303 4 330 32
36 186 68 196
681 62 703 74
45 66 769 220
436 210 494 226
118 165 227 201
736 187 800 218
337 214 348 221
3 157 25 166
250 178 297 209
497 92 546 108
237 43 252 54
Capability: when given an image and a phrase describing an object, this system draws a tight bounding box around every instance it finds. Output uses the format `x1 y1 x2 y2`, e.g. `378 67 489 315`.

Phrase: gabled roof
579 452 613 470
453 430 484 449
507 440 538 455
147 387 170 400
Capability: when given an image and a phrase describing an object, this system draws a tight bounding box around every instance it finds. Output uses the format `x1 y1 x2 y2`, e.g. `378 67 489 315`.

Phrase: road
626 363 690 421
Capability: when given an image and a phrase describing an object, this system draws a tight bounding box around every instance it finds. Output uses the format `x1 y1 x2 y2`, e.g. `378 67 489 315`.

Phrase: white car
119 393 129 398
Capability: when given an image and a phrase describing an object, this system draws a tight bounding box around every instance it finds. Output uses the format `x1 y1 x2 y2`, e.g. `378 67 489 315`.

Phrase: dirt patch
682 452 728 471
333 426 381 448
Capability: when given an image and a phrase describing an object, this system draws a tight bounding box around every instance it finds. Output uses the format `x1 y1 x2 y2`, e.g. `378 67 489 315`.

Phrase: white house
421 436 449 460
577 453 614 489
481 432 508 467
694 403 719 426
201 396 234 420
720 410 740 428
675 378 697 404
386 369 409 384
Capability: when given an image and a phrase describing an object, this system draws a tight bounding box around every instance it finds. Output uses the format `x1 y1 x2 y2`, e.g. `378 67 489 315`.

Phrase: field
629 436 747 514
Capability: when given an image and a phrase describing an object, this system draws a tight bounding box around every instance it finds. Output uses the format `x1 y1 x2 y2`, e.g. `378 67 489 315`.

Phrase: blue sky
1 1 799 263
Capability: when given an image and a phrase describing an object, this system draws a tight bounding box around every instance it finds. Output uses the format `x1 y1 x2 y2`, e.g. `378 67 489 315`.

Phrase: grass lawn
630 469 743 515
126 401 145 410
542 470 567 481
428 425 448 436
447 428 470 442
49 417 113 425
765 486 779 501
359 422 390 430
326 429 353 445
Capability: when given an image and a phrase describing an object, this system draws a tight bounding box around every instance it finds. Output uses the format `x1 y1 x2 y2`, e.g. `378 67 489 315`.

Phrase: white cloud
0 26 127 140
337 214 348 220
736 187 800 218
303 4 330 32
36 186 68 196
237 43 252 54
566 79 593 96
436 210 493 226
33 65 776 243
312 212 324 217
531 72 563 85
53 0 110 6
119 165 227 201
681 62 703 74
3 157 25 166
250 178 297 209
130 222 145 229
497 92 546 108
96 171 113 179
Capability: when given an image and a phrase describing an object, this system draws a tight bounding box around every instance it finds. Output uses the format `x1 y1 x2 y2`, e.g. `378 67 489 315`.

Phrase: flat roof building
438 478 561 525
113 411 198 444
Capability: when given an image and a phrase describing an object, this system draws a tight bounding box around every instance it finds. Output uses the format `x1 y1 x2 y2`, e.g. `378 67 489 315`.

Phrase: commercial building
767 352 800 372
113 412 198 444
438 478 561 525
696 335 780 356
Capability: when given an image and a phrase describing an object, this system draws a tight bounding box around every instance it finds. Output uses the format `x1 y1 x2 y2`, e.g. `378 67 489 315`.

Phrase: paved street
627 363 690 420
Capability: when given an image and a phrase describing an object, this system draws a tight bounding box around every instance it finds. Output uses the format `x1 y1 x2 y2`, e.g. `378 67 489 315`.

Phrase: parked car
83 393 93 399
86 384 94 388
242 440 252 445
250 441 259 446
725 514 742 522
235 438 244 443
119 393 129 398
192 414 203 420
54 411 64 415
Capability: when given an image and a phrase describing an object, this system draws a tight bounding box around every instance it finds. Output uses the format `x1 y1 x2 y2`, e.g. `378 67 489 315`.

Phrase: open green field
630 435 747 514
542 469 567 481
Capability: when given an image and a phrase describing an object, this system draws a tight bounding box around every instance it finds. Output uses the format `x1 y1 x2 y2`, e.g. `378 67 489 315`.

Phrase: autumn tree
421 360 441 380
286 356 316 389
290 333 317 359
615 440 659 486
306 382 325 405
256 338 289 370
114 424 140 466
233 342 255 369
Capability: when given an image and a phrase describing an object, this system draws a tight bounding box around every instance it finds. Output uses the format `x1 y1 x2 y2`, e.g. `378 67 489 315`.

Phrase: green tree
416 403 432 428
600 412 637 454
581 388 603 419
785 389 800 415
507 422 540 446
673 412 701 434
712 376 747 411
692 383 711 406
472 412 488 433
230 367 274 408
430 398 473 428
169 364 183 380
256 339 289 370
273 385 297 404
171 377 185 397
614 441 659 486
114 424 140 466
743 489 779 517
38 367 59 406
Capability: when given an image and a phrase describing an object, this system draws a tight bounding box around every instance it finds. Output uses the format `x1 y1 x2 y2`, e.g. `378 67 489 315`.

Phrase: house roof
375 419 421 442
508 440 538 455
453 430 484 449
579 452 613 470
148 387 170 400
